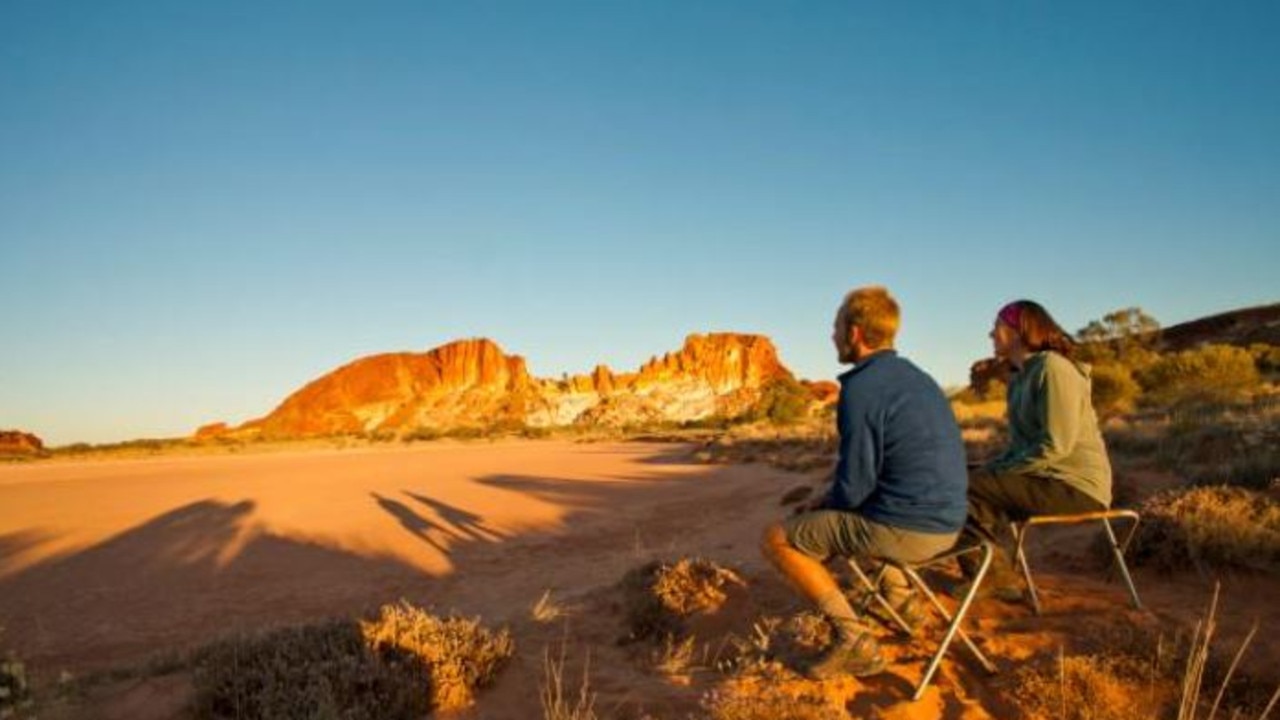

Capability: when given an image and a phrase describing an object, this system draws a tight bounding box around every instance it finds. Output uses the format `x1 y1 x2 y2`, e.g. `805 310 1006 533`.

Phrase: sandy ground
1 441 1275 719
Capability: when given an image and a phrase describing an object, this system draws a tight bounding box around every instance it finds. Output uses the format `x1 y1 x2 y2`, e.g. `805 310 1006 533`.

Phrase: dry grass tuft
1128 486 1280 573
1 628 31 719
532 589 570 624
360 601 514 713
714 612 831 679
701 662 857 720
191 603 514 719
1106 397 1280 491
540 644 599 720
191 619 430 720
620 558 746 643
1013 648 1178 720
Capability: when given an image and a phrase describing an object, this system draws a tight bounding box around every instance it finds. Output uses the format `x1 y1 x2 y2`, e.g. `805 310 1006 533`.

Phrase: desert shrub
749 378 814 426
698 430 836 474
1 628 31 720
360 602 514 713
191 620 430 720
444 426 487 440
1153 400 1280 490
486 418 528 436
1248 343 1280 374
521 424 553 439
1012 651 1176 720
400 427 443 443
620 558 745 642
1128 486 1280 573
1103 416 1163 461
951 379 1007 406
717 612 831 675
1200 447 1280 492
192 604 513 719
701 662 857 720
1091 362 1143 418
1138 345 1263 407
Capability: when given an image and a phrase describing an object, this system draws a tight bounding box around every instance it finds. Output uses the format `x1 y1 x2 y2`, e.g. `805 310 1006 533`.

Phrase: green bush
1137 344 1263 407
749 378 813 426
1090 362 1142 418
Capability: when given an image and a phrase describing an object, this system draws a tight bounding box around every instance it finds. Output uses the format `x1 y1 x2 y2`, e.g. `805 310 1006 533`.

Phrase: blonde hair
840 286 900 349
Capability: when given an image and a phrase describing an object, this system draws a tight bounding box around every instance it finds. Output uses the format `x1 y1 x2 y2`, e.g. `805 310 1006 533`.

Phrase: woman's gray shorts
783 509 958 564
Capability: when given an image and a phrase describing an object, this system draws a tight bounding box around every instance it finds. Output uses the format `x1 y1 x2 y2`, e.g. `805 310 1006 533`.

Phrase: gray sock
816 589 861 640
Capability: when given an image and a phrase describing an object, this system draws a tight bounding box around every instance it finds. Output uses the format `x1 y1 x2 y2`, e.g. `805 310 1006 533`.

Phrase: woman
968 300 1113 594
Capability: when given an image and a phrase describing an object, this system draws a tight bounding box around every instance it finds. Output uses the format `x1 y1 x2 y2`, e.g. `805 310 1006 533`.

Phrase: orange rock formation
212 334 805 439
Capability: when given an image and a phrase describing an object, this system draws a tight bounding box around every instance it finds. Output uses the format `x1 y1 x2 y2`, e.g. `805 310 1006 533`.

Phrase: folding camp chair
1010 509 1142 615
846 537 999 701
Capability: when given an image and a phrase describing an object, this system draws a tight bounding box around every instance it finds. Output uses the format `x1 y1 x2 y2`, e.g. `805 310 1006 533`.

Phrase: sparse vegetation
1091 362 1143 418
747 377 814 426
190 602 512 719
694 423 835 474
1137 344 1264 407
359 601 514 712
701 662 857 720
191 619 430 720
1013 649 1177 720
620 558 745 643
1129 486 1280 573
540 644 598 720
0 627 31 720
532 589 569 624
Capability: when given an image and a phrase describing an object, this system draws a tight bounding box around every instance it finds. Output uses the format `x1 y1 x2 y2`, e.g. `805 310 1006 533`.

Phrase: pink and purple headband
997 302 1023 329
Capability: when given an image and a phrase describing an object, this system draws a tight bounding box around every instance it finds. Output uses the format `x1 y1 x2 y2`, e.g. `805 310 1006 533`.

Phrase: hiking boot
852 589 928 631
884 592 928 629
806 631 886 679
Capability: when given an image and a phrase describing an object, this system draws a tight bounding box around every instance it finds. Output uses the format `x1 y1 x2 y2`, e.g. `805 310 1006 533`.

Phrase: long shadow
0 452 755 684
0 498 482 676
403 491 505 543
369 491 450 554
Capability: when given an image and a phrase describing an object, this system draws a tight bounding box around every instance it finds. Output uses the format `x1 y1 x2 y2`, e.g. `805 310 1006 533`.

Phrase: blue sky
3 2 1277 445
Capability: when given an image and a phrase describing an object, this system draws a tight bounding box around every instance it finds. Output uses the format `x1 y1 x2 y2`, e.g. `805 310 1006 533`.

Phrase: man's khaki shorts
783 509 958 564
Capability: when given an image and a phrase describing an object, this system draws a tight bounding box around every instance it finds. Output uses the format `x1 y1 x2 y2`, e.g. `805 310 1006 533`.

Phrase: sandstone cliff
239 339 534 438
213 333 808 439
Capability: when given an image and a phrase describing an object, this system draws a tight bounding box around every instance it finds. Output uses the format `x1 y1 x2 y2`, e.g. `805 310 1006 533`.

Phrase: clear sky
3 2 1278 446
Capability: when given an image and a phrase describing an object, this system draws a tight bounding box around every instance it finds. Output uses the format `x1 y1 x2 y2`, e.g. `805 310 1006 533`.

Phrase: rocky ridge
204 333 816 440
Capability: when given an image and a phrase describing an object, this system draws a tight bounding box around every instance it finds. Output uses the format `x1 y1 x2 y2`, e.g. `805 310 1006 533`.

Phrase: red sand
2 441 1274 719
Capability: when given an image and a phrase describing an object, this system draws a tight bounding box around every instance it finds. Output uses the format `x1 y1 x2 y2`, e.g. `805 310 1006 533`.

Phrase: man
761 286 969 678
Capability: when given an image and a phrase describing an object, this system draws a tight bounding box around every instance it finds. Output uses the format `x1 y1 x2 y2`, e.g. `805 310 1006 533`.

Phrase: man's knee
761 522 791 561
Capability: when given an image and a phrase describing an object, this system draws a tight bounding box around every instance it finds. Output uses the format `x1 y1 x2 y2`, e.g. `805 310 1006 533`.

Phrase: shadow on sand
0 453 737 678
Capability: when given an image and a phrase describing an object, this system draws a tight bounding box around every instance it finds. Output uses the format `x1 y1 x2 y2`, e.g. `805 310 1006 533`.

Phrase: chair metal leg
1013 512 1143 615
1103 517 1143 610
1011 521 1042 614
906 543 997 701
846 558 915 635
